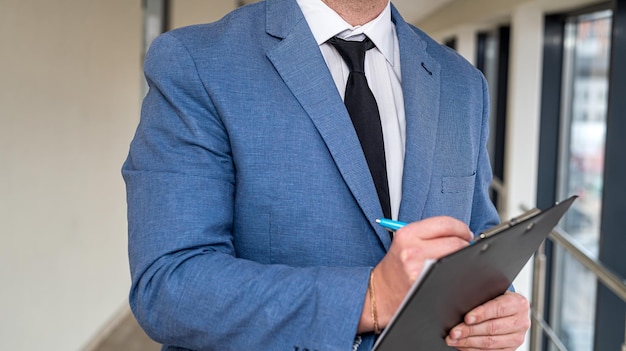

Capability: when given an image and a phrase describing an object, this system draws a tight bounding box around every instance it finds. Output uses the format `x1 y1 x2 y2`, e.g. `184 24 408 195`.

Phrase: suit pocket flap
441 173 476 193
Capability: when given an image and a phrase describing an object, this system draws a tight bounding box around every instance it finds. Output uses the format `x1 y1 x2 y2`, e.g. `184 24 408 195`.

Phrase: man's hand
445 291 531 350
373 216 474 328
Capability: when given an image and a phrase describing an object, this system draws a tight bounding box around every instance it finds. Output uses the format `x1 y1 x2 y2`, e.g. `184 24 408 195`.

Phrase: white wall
0 1 142 349
505 5 545 350
170 0 237 29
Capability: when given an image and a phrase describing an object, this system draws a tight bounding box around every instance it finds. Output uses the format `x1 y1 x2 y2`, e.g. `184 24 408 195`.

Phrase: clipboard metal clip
475 208 542 242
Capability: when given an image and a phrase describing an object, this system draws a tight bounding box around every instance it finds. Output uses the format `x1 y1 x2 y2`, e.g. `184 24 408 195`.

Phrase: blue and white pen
376 218 477 244
375 218 407 232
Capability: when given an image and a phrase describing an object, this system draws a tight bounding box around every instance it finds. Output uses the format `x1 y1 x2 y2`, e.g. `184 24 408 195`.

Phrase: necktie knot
327 36 375 74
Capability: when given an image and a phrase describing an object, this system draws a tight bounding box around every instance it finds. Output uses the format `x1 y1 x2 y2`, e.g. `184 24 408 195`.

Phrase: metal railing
527 215 626 351
490 177 507 220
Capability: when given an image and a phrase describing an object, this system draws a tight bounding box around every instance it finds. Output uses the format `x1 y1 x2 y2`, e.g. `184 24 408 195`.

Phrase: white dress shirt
296 0 406 220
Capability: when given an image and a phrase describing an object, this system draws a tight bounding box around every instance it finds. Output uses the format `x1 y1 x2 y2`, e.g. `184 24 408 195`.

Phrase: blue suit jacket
122 0 500 350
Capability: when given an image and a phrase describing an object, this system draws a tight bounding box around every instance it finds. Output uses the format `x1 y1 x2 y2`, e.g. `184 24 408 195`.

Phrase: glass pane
478 29 506 218
550 9 612 351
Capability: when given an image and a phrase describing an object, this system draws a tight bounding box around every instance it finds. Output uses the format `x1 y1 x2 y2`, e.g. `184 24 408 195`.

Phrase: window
537 3 626 349
550 11 611 351
476 27 510 217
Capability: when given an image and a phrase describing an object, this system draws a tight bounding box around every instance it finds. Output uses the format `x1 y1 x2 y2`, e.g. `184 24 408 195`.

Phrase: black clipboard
372 196 577 351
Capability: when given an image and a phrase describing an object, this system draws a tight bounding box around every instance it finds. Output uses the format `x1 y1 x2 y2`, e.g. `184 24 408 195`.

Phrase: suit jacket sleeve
122 32 370 351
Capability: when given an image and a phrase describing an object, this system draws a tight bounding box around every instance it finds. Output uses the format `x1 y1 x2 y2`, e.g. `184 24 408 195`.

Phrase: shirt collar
296 0 396 65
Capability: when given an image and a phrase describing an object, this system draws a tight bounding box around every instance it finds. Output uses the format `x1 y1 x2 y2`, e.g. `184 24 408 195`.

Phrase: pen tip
375 218 381 224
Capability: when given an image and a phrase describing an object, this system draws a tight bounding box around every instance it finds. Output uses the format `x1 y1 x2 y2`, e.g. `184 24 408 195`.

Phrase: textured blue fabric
122 0 500 350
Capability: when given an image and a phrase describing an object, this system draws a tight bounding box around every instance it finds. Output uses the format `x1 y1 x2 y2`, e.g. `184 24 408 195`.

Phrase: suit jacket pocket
441 172 476 194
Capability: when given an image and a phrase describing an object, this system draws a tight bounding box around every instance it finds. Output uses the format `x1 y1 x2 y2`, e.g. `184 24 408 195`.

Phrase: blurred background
1 0 624 350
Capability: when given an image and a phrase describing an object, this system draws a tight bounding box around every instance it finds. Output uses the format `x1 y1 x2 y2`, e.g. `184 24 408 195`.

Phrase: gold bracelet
369 269 381 335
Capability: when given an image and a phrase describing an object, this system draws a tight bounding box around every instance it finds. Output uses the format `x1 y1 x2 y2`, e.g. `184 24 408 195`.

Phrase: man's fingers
450 314 530 339
399 236 471 263
396 216 473 242
446 331 525 350
374 216 476 330
447 315 527 349
398 236 471 281
464 292 530 325
389 216 474 284
445 292 530 350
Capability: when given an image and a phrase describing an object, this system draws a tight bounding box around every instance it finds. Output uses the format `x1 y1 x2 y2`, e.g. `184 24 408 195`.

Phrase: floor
91 313 161 351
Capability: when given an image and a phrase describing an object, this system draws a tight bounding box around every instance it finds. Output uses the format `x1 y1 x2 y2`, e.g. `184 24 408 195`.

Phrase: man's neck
322 0 388 26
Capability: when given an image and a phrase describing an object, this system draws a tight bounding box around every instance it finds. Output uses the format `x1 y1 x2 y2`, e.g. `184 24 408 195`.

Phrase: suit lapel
265 0 391 246
392 6 442 224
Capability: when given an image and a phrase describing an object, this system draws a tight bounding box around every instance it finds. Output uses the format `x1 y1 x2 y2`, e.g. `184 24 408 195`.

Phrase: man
122 0 530 350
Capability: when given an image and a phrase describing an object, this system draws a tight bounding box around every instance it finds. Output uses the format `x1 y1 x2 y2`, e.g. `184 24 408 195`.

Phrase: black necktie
328 36 391 219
